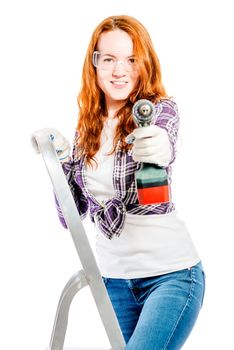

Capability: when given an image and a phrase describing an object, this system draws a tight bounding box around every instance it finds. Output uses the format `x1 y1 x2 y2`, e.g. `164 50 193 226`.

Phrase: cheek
131 72 140 87
96 71 109 90
96 72 104 90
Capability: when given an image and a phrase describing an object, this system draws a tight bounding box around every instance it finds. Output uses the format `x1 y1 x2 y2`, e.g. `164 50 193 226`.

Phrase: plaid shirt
57 98 179 239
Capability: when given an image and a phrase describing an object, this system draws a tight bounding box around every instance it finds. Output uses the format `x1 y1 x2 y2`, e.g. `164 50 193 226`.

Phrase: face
95 29 139 112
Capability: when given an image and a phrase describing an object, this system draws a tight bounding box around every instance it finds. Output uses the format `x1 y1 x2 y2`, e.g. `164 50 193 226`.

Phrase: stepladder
31 129 126 350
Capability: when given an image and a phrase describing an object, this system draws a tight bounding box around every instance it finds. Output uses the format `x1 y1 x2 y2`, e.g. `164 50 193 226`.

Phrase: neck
105 97 125 119
108 109 117 119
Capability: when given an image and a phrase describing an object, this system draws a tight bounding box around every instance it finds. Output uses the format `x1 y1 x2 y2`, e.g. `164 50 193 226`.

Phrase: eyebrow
101 53 135 58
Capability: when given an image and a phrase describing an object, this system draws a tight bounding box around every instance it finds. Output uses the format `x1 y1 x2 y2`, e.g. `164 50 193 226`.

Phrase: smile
111 81 128 87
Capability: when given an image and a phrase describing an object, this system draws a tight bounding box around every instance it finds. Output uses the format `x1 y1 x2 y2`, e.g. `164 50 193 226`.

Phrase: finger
132 125 162 139
134 134 164 149
133 146 165 157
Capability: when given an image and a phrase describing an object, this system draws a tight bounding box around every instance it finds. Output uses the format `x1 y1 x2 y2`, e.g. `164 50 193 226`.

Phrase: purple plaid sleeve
54 193 68 228
154 99 179 165
54 139 89 229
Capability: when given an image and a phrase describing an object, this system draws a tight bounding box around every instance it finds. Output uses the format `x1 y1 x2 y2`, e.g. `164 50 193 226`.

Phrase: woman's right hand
49 128 71 162
31 128 71 162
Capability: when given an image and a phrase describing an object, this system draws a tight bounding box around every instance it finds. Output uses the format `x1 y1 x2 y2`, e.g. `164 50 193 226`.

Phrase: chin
109 91 131 101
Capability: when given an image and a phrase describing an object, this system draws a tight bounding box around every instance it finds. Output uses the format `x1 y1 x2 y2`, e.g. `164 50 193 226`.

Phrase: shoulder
153 97 179 129
153 98 179 124
156 97 178 115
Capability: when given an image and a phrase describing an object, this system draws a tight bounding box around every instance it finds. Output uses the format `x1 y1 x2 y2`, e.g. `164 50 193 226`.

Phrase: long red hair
76 15 168 165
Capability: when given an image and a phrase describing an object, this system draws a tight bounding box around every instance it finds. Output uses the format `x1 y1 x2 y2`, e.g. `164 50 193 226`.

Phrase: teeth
112 81 127 85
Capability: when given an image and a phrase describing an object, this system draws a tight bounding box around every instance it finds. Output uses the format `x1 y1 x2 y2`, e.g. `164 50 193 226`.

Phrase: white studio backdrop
0 0 233 349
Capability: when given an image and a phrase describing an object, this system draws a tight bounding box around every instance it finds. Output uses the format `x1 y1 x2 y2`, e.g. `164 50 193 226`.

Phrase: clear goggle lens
92 51 138 72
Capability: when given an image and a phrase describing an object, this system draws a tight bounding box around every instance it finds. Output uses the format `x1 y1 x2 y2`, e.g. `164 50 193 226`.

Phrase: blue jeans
102 261 205 350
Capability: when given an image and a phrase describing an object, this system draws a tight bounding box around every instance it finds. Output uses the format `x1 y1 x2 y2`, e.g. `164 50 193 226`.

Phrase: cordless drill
127 99 170 205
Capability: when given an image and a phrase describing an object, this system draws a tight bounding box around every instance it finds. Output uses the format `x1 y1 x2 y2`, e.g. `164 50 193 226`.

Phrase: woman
53 15 205 350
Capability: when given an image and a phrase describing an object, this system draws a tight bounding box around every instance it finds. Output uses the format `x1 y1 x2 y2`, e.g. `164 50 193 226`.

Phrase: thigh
102 277 142 343
125 263 206 350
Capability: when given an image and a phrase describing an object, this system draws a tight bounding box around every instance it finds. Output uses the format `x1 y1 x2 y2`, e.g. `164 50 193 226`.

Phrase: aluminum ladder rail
31 129 126 350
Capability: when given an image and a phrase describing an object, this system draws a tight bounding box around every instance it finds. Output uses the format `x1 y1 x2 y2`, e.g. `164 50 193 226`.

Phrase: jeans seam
126 280 143 307
201 270 206 307
162 268 194 350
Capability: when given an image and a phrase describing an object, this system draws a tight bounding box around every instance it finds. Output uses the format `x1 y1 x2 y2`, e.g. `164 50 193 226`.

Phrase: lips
111 81 128 88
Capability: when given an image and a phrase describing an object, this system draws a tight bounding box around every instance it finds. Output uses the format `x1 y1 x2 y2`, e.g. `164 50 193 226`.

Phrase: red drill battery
136 163 170 205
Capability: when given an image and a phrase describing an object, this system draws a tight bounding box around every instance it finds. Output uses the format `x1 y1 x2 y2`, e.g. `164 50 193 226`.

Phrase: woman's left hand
131 125 172 167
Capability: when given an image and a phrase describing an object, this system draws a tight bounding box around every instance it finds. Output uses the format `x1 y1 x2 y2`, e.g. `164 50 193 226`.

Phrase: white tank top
86 118 200 278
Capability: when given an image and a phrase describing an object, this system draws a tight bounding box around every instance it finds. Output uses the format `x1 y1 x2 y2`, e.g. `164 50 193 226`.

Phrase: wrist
58 152 70 163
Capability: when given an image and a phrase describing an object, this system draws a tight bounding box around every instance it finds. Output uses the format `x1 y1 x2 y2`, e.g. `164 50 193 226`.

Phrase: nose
112 61 126 76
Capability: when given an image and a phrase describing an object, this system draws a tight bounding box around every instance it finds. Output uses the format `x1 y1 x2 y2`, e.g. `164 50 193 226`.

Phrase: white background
0 0 233 349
